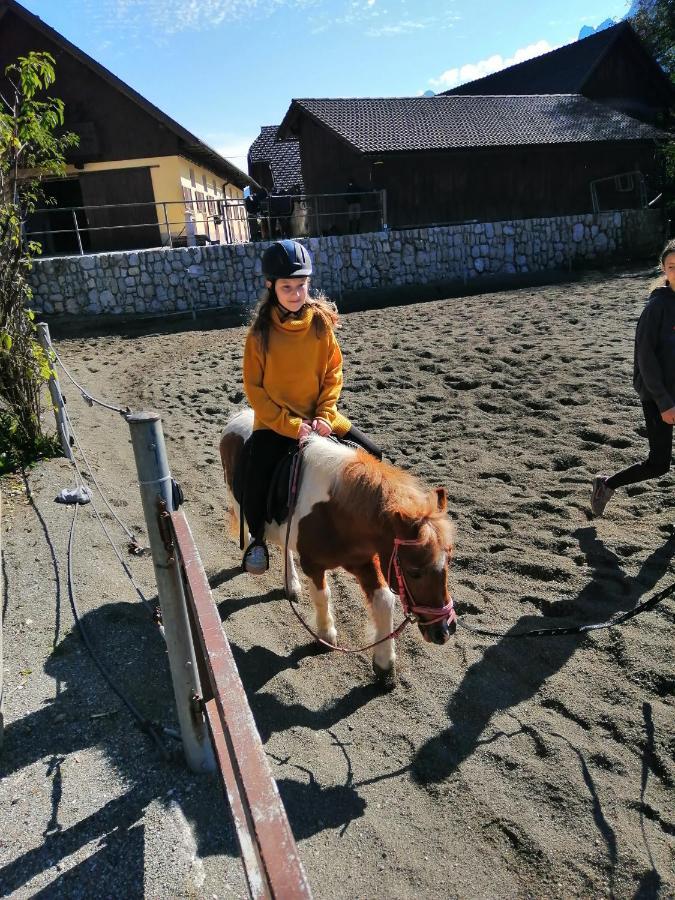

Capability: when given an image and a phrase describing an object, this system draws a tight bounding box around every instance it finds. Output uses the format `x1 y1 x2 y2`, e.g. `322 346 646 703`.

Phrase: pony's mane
332 450 453 544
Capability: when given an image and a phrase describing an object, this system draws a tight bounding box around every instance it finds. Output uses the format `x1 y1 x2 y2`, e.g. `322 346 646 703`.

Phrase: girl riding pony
241 239 381 574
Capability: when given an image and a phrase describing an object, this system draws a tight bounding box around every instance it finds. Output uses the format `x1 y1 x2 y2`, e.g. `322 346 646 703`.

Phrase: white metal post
36 323 74 462
162 203 173 248
71 209 84 255
186 211 196 247
127 412 213 772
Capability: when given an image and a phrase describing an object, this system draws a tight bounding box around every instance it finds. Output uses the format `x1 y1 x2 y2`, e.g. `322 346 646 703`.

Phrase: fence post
127 412 214 772
36 323 74 462
380 189 388 233
163 203 173 248
313 197 320 238
71 209 84 255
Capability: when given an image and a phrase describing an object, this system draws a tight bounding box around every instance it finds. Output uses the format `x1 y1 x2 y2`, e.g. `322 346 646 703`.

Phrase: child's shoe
590 475 614 517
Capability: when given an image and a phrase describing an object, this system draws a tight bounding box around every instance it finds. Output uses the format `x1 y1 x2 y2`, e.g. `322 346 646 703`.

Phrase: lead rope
283 439 415 654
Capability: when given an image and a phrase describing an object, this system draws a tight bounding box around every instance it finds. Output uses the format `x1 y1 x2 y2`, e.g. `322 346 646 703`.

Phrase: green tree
627 2 674 228
628 0 675 81
0 51 78 472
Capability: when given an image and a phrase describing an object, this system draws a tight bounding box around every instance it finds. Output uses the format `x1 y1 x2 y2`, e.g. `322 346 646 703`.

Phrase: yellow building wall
177 157 249 245
64 155 249 246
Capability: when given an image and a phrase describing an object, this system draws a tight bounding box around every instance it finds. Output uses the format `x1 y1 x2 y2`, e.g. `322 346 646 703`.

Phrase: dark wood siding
79 168 160 251
298 118 380 233
0 10 181 163
374 143 657 227
297 113 660 229
583 33 674 124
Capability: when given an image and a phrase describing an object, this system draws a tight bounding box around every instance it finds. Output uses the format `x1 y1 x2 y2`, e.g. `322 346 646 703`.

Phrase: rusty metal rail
169 509 312 900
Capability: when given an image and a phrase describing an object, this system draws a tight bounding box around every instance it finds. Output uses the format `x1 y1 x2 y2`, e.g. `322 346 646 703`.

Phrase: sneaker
243 540 269 575
590 475 615 517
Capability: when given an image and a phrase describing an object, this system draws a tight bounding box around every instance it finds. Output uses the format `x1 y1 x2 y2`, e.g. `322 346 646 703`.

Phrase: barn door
79 167 161 252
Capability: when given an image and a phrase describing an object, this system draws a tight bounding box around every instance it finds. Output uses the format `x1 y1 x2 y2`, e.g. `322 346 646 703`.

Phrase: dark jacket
633 286 675 413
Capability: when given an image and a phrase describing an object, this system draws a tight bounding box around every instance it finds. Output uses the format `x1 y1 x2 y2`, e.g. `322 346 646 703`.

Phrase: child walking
241 239 381 574
591 239 675 516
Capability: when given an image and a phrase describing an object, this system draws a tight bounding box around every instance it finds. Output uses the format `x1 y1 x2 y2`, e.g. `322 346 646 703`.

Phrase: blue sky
20 0 632 174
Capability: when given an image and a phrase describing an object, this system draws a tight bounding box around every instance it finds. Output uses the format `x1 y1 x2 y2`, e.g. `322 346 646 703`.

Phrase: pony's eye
407 568 422 579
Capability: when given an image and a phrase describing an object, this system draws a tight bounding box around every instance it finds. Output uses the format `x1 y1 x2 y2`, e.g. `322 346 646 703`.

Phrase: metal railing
25 190 388 256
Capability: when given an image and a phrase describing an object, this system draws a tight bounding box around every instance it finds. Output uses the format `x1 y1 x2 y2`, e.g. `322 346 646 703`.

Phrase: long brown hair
248 283 340 354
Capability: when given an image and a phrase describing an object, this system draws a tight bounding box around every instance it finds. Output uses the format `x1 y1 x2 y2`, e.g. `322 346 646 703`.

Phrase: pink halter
387 536 456 627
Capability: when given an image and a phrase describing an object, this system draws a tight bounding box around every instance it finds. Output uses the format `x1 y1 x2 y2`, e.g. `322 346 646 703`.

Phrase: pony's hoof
286 586 302 604
318 627 337 646
372 661 397 690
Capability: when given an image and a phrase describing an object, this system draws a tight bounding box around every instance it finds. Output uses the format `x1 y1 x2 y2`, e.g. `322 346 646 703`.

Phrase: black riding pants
606 399 673 490
243 425 383 541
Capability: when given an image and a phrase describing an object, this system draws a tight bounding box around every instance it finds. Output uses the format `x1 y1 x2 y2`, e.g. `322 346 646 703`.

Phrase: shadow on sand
413 526 675 785
1 516 384 898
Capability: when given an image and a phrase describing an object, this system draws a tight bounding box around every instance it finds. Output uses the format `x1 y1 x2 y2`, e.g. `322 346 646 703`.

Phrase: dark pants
243 425 382 541
606 399 673 490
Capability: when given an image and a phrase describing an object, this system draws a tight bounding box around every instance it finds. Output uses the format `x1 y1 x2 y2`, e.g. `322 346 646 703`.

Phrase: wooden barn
0 0 257 254
277 95 666 232
441 21 673 127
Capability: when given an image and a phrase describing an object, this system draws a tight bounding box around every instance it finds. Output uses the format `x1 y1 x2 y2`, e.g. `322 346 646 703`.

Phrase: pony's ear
434 487 447 511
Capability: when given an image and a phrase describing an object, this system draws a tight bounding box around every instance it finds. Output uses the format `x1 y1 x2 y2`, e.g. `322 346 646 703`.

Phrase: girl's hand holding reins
298 421 313 441
661 406 675 426
312 418 332 437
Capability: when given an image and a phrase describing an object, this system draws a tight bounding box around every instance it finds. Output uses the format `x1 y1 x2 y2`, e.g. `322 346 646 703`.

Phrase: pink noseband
387 536 456 627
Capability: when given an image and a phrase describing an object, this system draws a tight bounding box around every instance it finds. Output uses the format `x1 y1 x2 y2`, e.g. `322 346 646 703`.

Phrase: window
195 191 206 213
189 168 196 187
202 173 208 191
182 185 193 207
615 173 635 193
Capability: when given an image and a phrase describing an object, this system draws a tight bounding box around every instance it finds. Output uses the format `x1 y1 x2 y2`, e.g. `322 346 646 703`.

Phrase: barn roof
278 94 664 156
0 0 258 189
248 126 304 192
440 21 673 97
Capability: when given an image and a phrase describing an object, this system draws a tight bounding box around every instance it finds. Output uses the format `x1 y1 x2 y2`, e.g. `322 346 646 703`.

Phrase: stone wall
27 209 664 318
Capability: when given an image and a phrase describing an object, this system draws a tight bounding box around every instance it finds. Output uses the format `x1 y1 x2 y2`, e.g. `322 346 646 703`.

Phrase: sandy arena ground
1 267 673 899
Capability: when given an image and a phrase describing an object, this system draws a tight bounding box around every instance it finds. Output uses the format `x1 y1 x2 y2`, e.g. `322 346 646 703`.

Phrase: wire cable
65 502 171 758
62 404 138 542
61 404 159 623
49 343 130 416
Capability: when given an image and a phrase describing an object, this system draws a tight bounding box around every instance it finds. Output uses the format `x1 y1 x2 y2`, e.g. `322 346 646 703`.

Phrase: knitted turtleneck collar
271 303 313 331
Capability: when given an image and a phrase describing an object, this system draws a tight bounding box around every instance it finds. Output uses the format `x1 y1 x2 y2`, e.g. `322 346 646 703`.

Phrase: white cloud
108 0 319 36
429 39 555 91
311 1 459 36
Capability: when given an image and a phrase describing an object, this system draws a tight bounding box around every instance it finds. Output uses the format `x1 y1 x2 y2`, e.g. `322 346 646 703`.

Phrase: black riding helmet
262 240 312 280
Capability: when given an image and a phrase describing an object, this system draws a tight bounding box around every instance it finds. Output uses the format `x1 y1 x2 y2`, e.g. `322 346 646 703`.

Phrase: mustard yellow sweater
243 304 352 439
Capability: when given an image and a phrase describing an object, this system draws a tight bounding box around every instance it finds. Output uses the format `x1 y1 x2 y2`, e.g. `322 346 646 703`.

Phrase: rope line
43 333 175 755
457 579 675 640
62 404 137 542
62 405 156 618
65 503 171 758
49 343 130 416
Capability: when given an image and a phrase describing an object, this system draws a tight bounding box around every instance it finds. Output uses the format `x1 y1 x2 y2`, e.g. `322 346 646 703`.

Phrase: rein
283 439 450 654
457 575 675 639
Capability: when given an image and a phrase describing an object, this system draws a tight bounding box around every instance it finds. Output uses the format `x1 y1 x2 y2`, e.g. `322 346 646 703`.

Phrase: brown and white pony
219 409 456 682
